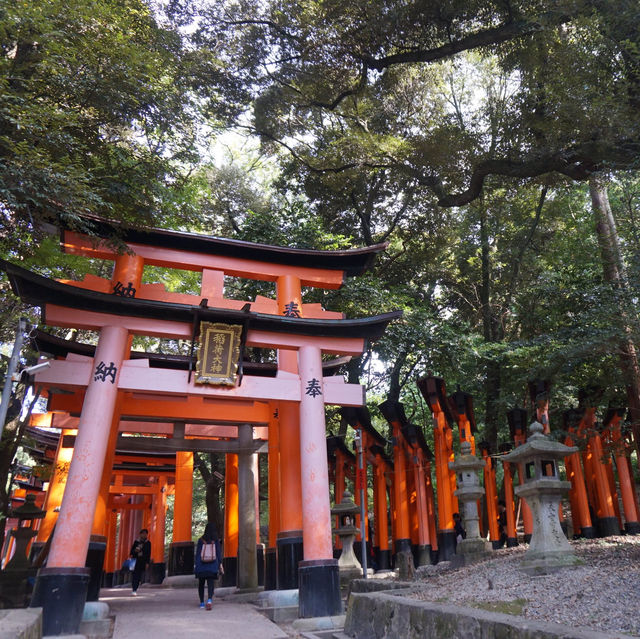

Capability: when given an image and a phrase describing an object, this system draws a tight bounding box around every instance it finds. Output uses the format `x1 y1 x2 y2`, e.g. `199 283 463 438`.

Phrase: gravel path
408 535 640 637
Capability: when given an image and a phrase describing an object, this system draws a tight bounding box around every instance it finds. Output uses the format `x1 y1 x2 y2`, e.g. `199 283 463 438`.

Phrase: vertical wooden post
36 429 75 543
223 453 239 585
275 274 304 590
297 344 341 618
265 403 280 589
237 424 258 590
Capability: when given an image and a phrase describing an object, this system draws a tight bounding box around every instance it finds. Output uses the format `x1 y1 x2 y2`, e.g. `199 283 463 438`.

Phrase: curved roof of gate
3 260 402 341
59 217 388 277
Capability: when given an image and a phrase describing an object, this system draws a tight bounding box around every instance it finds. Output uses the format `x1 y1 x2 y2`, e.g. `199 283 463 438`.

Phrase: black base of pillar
597 517 621 537
437 530 457 562
149 561 165 584
580 526 596 539
430 548 440 564
491 540 503 550
298 559 341 618
506 537 518 548
375 549 391 572
85 536 106 601
394 538 411 555
277 533 303 590
264 547 277 590
412 544 431 567
524 533 532 543
222 556 237 587
625 521 640 535
102 572 114 588
30 567 90 636
168 541 194 576
257 544 265 587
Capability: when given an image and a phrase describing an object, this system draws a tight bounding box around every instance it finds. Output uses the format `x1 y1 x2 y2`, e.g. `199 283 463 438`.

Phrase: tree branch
360 13 574 71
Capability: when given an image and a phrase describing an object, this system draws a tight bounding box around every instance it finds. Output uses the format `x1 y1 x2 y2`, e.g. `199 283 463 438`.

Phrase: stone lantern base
520 550 583 576
451 537 492 568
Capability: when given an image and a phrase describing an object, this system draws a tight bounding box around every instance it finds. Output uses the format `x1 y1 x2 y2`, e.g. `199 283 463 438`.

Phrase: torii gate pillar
297 345 341 618
237 424 258 590
30 325 129 636
169 448 195 576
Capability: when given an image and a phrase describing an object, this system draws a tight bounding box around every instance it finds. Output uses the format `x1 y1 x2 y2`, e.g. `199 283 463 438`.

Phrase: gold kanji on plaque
195 322 242 386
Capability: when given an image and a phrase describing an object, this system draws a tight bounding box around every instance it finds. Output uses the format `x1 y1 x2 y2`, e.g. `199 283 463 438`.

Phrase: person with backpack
194 522 223 610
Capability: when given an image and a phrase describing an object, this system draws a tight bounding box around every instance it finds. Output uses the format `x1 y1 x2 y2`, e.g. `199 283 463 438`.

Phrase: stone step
258 605 299 623
77 616 114 639
0 608 42 639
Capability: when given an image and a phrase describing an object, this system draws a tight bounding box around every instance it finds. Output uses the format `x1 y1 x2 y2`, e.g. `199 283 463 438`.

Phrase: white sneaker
132 591 137 596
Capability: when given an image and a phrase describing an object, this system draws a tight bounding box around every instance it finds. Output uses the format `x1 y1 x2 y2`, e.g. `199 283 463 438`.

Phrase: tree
198 0 640 205
0 0 229 255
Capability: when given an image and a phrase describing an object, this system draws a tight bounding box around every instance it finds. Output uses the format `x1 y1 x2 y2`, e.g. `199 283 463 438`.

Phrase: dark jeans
198 576 215 602
132 566 145 592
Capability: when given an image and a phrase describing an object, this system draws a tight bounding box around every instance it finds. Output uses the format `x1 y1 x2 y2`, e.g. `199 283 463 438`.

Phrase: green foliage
0 0 228 254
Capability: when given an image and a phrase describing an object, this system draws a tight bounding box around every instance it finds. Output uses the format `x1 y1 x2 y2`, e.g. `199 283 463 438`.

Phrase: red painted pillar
223 453 239 585
392 423 411 552
563 409 595 538
265 403 281 589
276 274 304 590
608 411 640 533
173 452 193 543
373 455 391 571
47 325 129 568
413 447 433 564
37 428 75 543
297 344 341 617
501 455 518 547
479 444 500 546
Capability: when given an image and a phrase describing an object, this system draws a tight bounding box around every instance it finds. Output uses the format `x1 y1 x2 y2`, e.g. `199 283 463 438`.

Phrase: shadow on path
101 585 289 639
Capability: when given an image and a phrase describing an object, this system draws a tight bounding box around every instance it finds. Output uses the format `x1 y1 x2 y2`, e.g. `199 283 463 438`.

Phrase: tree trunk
479 208 501 451
589 174 640 459
194 452 225 535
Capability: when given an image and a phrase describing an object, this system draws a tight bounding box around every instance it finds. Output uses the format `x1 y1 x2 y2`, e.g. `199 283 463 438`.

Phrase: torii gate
2 221 399 634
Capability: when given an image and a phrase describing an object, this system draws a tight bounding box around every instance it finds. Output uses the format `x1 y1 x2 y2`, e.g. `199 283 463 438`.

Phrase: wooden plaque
195 322 242 386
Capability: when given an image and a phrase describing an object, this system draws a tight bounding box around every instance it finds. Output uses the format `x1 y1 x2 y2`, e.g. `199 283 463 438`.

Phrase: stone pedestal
504 421 582 575
450 442 491 566
331 492 364 589
516 480 582 574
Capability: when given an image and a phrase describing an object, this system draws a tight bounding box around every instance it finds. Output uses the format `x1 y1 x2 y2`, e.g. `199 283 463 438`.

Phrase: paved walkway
101 585 289 639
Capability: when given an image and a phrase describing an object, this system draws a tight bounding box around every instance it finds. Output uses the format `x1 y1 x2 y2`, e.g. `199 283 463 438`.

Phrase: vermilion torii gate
1 221 400 634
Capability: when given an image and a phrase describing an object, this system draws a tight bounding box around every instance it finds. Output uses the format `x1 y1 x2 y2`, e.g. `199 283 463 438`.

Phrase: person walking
194 522 223 610
129 528 151 596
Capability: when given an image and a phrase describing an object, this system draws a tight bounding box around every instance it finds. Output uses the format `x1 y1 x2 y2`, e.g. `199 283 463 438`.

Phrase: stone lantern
449 441 491 565
331 491 362 587
0 492 45 607
502 421 581 575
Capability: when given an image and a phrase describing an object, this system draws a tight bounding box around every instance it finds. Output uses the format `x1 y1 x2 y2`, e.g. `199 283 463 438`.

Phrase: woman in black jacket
194 522 223 610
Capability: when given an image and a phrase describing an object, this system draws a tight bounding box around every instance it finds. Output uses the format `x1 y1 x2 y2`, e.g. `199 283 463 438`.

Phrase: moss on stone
471 598 528 616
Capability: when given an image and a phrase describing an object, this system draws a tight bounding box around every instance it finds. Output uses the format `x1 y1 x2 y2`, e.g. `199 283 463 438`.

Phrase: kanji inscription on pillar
305 378 322 397
195 322 242 386
94 361 117 383
112 281 136 297
283 301 301 317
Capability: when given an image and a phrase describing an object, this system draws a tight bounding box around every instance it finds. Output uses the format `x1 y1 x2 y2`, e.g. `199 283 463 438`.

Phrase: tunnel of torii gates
0 219 401 630
3 223 640 628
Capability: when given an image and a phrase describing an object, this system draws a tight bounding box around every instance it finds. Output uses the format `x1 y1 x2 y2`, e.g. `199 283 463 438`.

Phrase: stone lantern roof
9 493 45 521
502 421 577 464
